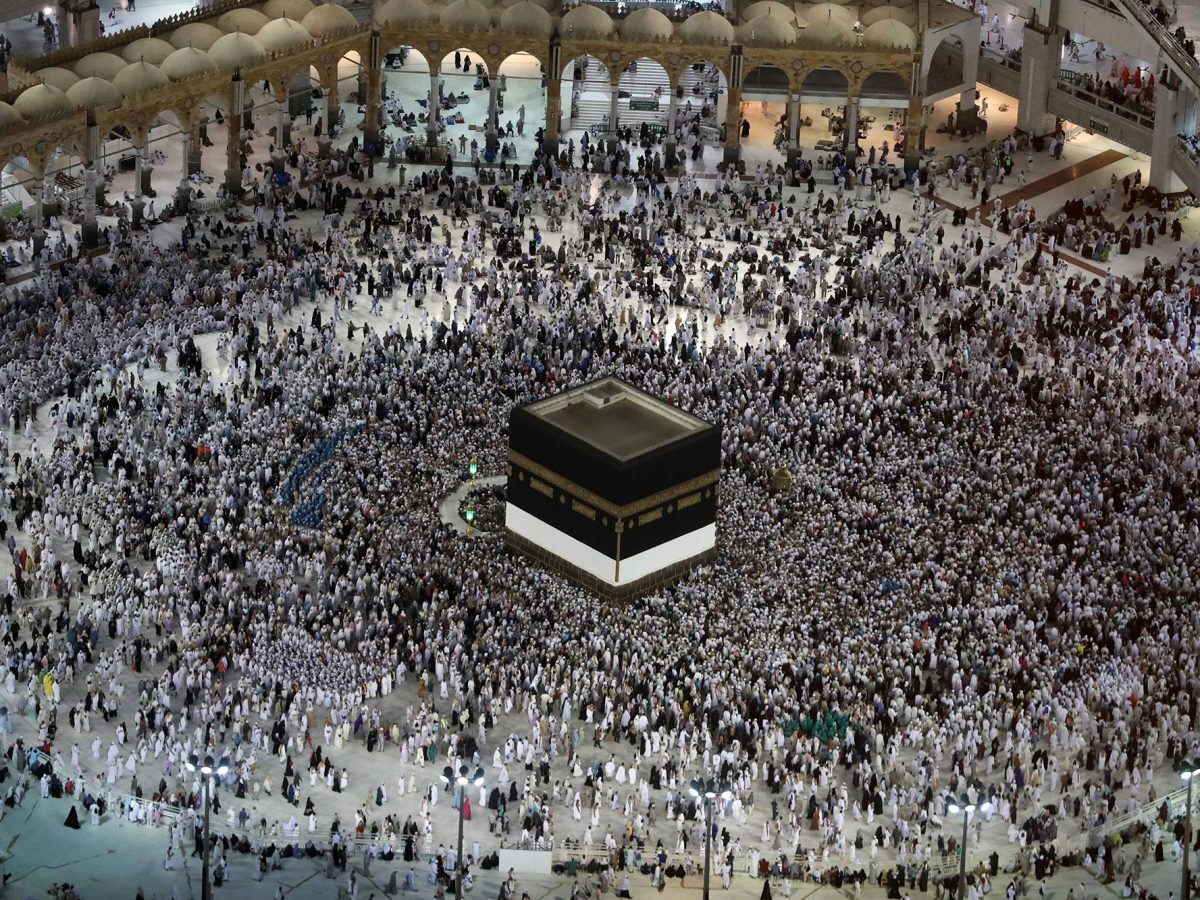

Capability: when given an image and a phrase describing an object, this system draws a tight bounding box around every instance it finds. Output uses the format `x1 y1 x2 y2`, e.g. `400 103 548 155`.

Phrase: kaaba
505 377 720 600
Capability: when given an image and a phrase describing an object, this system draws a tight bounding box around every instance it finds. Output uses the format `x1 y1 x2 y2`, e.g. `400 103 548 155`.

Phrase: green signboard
1089 118 1110 135
629 99 660 111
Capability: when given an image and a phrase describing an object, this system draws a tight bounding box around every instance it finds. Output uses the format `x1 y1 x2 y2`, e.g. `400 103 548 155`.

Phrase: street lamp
947 793 992 900
185 753 230 900
1179 759 1200 900
690 779 732 900
442 764 485 900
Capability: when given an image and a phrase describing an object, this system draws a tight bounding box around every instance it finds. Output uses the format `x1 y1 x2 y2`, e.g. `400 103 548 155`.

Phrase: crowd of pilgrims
0 126 1198 900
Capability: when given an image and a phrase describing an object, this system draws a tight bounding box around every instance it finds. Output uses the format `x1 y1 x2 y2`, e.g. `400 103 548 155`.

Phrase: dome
678 10 734 42
440 0 492 30
377 0 435 25
301 3 358 35
862 18 915 45
798 3 858 27
499 1 553 34
66 76 124 110
161 45 218 79
620 7 673 39
0 102 24 129
804 19 851 42
73 51 127 80
256 17 312 50
560 4 613 35
209 31 268 68
738 14 796 42
167 22 224 49
113 60 170 95
120 36 176 64
14 83 71 118
218 8 271 32
35 66 80 92
500 0 552 8
860 5 915 25
261 0 316 18
740 0 796 22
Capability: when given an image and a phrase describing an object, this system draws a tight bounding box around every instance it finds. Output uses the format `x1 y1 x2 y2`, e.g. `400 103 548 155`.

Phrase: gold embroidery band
572 500 597 520
508 450 719 519
677 492 701 510
638 508 663 526
530 477 554 497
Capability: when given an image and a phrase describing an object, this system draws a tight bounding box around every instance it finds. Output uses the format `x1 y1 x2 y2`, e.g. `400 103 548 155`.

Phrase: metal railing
1054 71 1157 130
1107 0 1200 97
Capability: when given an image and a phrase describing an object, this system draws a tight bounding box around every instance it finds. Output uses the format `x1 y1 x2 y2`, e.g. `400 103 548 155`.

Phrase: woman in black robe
63 805 81 829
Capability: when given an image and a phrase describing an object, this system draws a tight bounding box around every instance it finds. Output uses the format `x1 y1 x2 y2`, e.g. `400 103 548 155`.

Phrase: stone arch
859 68 908 100
926 34 964 95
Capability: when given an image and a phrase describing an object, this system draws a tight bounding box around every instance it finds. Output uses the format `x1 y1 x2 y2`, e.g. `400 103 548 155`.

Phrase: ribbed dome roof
14 83 71 118
261 0 316 17
113 60 170 95
678 10 733 42
218 8 271 32
256 16 312 50
161 45 218 79
500 0 552 8
167 22 224 50
499 1 553 34
862 17 915 45
799 3 858 27
560 4 613 35
209 31 268 68
620 7 673 39
73 51 127 80
301 3 358 35
67 76 124 110
440 0 491 30
738 14 797 41
804 19 851 42
120 36 176 64
740 0 796 22
860 5 915 25
35 66 80 92
377 0 435 25
0 102 24 129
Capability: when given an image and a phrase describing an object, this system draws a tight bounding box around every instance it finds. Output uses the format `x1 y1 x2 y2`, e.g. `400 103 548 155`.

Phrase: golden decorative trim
529 477 553 498
571 500 596 520
508 450 718 518
677 492 702 511
638 508 663 526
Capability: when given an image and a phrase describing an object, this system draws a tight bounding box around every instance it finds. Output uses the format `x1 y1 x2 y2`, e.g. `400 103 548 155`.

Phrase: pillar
58 0 100 48
787 92 801 169
485 78 500 151
844 94 860 161
427 70 439 148
1016 24 1061 137
140 151 154 197
81 165 98 249
723 47 744 166
363 29 382 154
187 123 202 176
31 168 47 259
956 35 981 134
275 91 291 156
607 80 620 151
1149 84 1182 192
665 86 680 167
176 129 192 213
225 75 244 198
322 67 338 155
543 40 561 156
131 142 145 228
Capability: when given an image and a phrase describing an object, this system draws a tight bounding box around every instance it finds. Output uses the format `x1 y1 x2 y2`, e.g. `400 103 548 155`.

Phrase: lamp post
443 764 485 900
690 779 732 900
947 794 992 900
1181 759 1200 900
185 753 230 900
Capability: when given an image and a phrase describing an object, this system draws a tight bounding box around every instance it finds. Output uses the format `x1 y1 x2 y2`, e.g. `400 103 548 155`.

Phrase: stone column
321 67 338 156
81 164 98 248
787 92 801 169
956 32 981 134
544 78 561 155
722 47 744 166
275 89 291 155
1149 83 1181 192
426 70 439 148
363 29 382 153
131 142 146 227
187 122 202 175
844 94 860 161
607 79 620 151
176 127 192 213
665 85 679 167
31 167 47 259
225 75 244 198
1016 24 1061 137
485 78 500 151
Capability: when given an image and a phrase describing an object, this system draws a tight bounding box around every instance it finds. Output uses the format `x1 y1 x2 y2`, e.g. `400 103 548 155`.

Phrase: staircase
1108 0 1200 98
567 55 671 131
